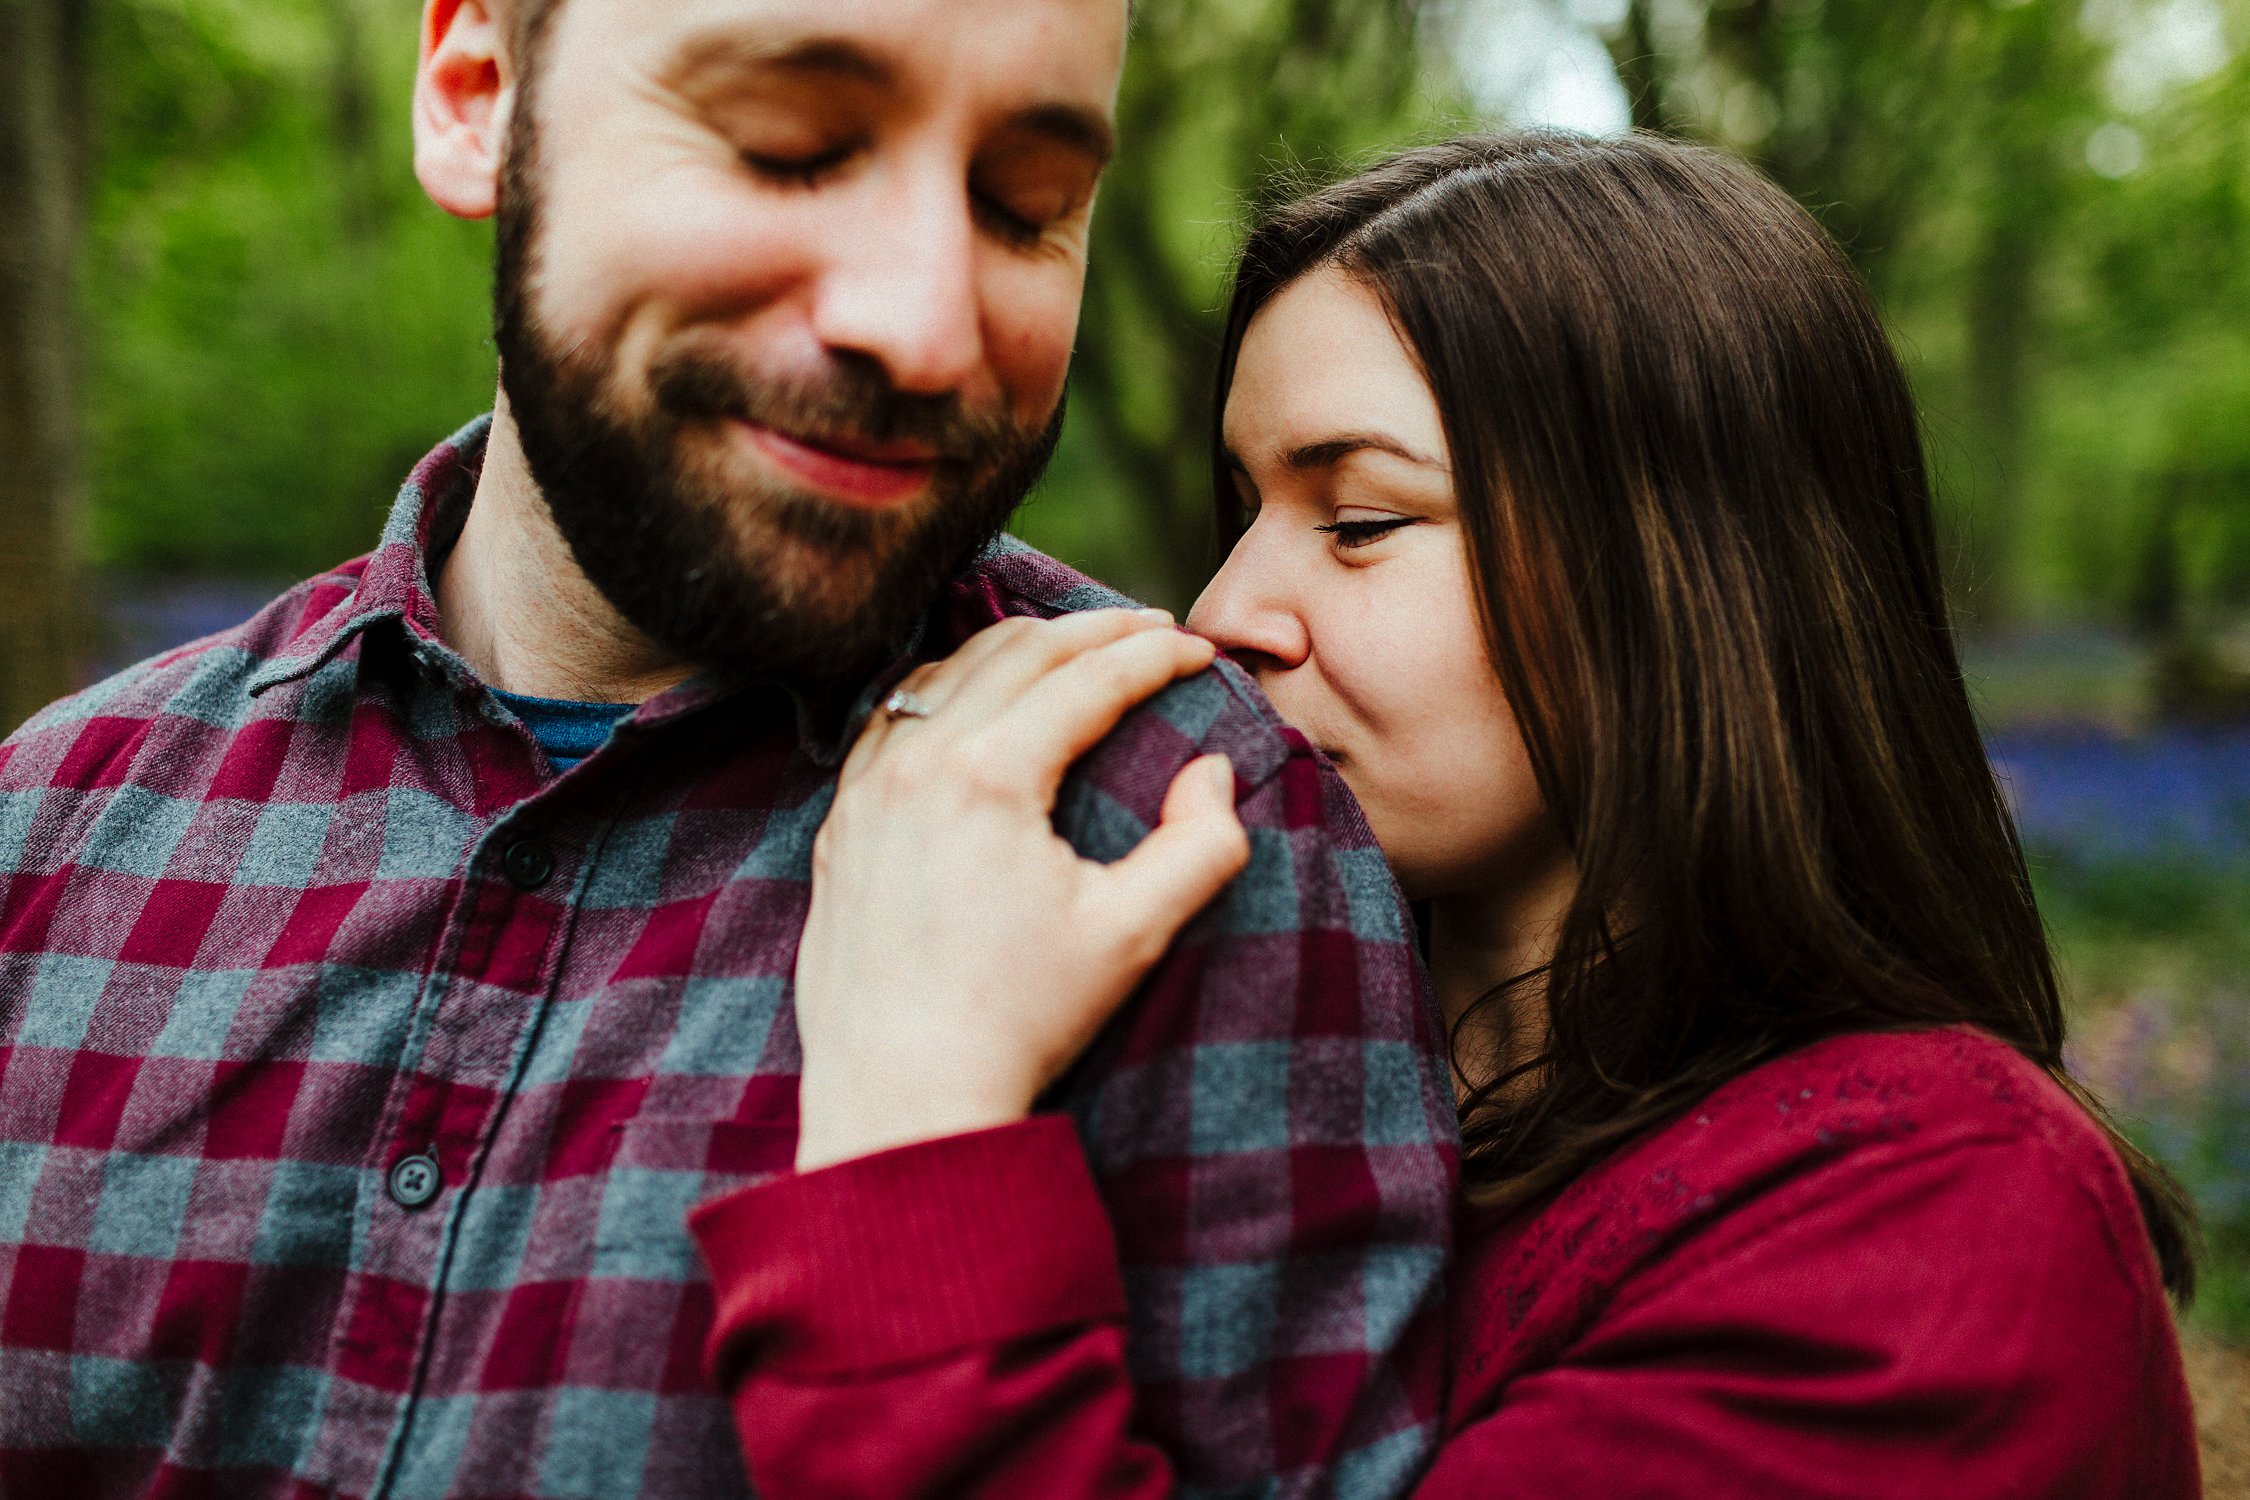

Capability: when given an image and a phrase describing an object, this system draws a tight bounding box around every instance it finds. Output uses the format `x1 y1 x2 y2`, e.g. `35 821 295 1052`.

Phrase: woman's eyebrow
1283 434 1447 471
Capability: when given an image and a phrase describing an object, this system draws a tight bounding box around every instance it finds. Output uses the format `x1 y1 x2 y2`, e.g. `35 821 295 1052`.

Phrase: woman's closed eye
1313 515 1421 550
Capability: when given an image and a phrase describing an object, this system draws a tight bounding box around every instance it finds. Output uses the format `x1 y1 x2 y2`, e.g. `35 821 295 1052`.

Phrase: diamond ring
882 689 935 721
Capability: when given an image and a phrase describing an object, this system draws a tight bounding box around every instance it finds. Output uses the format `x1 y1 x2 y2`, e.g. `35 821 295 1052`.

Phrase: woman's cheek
1372 621 1544 892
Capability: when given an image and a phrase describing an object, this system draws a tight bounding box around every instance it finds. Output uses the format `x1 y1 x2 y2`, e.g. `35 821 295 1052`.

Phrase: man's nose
1186 526 1312 677
808 166 985 398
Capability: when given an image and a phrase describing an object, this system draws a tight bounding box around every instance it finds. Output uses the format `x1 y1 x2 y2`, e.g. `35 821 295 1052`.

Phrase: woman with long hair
691 132 2200 1495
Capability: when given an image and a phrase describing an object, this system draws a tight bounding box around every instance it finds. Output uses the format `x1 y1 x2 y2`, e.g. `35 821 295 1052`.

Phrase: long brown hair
1213 131 2197 1297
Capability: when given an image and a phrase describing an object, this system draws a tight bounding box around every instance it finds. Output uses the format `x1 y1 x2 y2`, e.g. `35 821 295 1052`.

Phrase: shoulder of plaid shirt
705 1026 2200 1500
0 414 1458 1500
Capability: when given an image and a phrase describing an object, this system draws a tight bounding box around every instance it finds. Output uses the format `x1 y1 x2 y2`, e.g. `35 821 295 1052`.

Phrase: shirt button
501 835 555 890
387 1152 443 1209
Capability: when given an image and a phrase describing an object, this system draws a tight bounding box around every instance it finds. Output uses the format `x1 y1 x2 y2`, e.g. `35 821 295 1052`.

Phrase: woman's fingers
843 609 1190 785
1097 755 1250 970
935 607 1178 722
983 627 1219 796
838 660 946 785
794 634 1246 1177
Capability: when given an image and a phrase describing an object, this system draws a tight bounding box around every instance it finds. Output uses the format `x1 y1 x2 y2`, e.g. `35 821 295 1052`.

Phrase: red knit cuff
691 1114 1128 1381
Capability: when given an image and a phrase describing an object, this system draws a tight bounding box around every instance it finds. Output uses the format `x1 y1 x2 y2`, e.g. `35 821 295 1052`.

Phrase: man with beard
0 1 1456 1497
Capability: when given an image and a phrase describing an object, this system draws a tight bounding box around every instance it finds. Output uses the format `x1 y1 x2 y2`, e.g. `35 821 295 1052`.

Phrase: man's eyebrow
660 30 1114 166
665 29 894 92
1282 434 1447 471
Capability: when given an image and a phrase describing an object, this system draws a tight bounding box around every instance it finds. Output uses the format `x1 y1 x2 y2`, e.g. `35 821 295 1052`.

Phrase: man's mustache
647 344 1021 468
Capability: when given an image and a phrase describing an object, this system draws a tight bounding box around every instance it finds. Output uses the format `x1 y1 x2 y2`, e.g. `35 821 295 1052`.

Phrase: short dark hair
1214 132 2196 1297
501 0 565 74
502 0 1134 73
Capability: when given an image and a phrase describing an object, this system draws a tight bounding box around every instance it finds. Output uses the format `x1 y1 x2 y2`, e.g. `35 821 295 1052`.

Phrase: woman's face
1188 268 1551 904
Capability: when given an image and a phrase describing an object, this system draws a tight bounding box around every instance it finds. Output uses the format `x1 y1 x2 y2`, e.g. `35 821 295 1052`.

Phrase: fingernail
1205 755 1234 797
1135 607 1176 625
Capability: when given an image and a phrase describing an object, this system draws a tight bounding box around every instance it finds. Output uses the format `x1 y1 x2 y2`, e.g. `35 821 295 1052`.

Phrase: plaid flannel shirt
0 417 1458 1500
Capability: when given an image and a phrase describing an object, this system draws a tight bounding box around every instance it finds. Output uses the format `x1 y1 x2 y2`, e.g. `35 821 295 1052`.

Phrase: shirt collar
623 637 921 769
243 415 1035 768
246 413 489 696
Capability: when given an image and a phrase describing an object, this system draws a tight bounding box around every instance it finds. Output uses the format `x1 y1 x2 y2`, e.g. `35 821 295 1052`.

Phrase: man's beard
489 121 1064 689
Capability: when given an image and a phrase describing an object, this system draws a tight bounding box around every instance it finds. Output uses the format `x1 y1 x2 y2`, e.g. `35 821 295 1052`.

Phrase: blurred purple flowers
1991 726 2250 862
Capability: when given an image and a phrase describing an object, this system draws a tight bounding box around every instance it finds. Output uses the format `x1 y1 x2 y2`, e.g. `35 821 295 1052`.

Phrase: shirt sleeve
692 1117 1175 1500
1415 1127 2201 1500
1046 686 1458 1498
695 673 1458 1500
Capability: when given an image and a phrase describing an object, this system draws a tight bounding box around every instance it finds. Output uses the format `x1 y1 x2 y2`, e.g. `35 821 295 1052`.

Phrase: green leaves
1014 0 1445 611
75 0 2250 642
86 0 493 578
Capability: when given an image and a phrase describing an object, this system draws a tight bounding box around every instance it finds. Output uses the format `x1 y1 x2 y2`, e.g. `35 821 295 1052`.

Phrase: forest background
2 0 2249 1474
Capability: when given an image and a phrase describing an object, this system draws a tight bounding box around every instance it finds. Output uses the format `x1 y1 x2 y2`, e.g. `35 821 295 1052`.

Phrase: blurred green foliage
1607 0 2250 635
86 0 492 578
2038 850 2250 1341
1030 0 1444 605
77 0 2250 634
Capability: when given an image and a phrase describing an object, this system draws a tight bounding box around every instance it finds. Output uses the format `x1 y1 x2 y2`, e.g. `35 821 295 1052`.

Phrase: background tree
2039 45 2250 646
1604 0 2107 622
0 0 94 731
1017 0 1440 602
30 0 2250 647
83 0 492 581
1022 0 1446 607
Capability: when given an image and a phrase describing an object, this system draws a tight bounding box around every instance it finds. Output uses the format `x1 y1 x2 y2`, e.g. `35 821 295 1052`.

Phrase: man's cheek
538 183 799 341
990 281 1083 417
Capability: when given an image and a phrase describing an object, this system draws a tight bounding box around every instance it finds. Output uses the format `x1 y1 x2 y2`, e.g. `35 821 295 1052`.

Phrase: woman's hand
792 608 1252 1172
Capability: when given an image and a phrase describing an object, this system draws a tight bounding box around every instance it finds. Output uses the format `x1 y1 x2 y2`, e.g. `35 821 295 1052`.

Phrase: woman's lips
739 422 940 510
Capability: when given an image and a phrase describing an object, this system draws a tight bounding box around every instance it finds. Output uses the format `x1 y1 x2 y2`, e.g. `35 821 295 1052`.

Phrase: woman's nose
1186 530 1311 676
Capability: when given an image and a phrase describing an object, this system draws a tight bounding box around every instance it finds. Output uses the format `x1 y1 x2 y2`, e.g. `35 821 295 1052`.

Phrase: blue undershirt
489 688 633 774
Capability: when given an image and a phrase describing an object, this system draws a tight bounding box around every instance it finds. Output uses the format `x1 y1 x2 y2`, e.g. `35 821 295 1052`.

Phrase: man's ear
414 0 514 220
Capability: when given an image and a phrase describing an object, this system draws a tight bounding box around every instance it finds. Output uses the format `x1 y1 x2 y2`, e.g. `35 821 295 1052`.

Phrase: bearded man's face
482 0 1126 685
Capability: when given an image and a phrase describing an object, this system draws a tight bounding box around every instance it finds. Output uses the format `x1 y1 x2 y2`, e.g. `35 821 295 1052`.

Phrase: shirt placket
309 719 580 1497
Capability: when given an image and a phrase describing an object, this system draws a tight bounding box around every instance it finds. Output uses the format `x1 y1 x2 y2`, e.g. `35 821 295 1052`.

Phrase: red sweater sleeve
695 1036 2198 1500
1421 1122 2199 1499
690 1116 1175 1500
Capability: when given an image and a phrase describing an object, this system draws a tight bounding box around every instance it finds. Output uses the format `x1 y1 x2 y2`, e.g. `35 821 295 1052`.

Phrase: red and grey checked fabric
0 417 1459 1500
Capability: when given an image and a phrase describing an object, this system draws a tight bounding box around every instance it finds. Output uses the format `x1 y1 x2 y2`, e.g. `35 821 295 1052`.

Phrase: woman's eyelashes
1313 516 1420 550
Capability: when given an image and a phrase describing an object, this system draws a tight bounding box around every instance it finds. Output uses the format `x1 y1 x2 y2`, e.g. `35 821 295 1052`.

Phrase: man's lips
738 421 941 510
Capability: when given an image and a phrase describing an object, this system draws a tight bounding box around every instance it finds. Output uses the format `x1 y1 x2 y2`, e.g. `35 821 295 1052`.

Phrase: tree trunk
1065 0 1429 610
1608 2 1670 132
1961 211 2038 624
1955 13 2072 626
0 0 89 733
323 0 383 240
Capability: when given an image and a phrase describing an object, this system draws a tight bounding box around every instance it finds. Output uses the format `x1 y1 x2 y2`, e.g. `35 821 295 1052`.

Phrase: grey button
388 1152 442 1209
501 836 554 890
